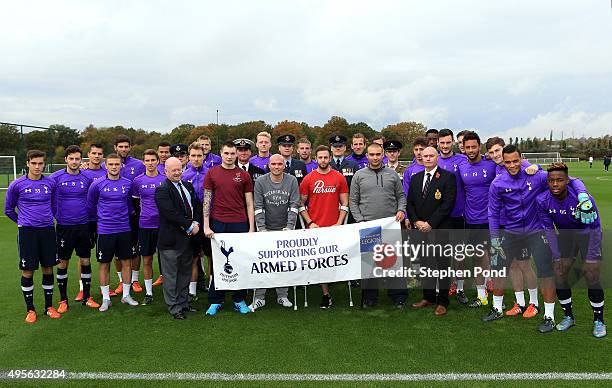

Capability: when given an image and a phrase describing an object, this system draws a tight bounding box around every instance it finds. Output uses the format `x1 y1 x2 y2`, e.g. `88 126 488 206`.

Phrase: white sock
189 281 197 295
79 279 83 291
116 271 122 282
144 279 153 295
101 285 110 300
493 295 504 312
131 270 139 283
122 283 131 298
528 288 539 307
515 291 525 307
544 302 555 319
477 284 487 299
456 279 464 292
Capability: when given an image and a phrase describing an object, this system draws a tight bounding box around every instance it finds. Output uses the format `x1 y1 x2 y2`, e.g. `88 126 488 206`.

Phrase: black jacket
406 168 456 229
154 179 203 249
330 157 359 191
285 158 308 184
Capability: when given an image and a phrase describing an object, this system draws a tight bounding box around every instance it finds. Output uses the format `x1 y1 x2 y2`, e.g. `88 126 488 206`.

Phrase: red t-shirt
299 169 348 227
203 165 253 223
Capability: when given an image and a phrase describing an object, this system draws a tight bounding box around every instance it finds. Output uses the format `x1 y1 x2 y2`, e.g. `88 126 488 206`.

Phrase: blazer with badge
330 157 359 190
154 179 203 250
239 163 265 182
406 168 456 229
285 159 308 184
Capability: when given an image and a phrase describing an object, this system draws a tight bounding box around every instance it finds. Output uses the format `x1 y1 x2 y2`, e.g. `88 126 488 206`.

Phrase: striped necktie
422 172 431 199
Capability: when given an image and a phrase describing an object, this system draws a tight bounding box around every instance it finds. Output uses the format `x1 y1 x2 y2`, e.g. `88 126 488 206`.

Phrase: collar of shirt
422 166 437 191
239 163 249 170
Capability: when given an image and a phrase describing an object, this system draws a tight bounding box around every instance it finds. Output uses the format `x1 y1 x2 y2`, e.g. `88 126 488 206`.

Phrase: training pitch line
15 372 612 381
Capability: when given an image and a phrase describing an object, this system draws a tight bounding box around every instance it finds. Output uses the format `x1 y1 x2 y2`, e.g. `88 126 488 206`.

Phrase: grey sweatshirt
254 173 300 231
349 165 406 222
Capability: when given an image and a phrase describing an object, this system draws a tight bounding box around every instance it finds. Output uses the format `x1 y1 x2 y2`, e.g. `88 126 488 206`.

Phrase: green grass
0 161 609 385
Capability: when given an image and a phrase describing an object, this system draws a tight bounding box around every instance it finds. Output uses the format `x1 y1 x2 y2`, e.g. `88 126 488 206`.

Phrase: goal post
0 155 17 189
522 152 562 165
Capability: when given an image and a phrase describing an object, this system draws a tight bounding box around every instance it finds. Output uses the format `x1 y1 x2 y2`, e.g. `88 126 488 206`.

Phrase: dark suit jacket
286 159 308 184
154 179 203 250
406 167 456 229
330 157 359 190
247 164 265 182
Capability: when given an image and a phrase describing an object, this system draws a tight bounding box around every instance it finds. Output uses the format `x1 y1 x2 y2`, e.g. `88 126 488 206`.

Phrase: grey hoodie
349 165 406 222
254 172 300 231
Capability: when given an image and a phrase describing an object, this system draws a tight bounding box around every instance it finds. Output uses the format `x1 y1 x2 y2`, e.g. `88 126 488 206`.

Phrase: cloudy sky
1 1 612 139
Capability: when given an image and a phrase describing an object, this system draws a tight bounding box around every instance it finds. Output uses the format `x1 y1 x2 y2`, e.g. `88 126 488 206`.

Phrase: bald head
422 147 439 171
268 153 285 177
165 157 183 182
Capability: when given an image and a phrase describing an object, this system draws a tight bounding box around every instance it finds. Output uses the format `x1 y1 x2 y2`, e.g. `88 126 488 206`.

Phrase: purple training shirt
87 176 134 234
132 172 167 229
5 175 56 227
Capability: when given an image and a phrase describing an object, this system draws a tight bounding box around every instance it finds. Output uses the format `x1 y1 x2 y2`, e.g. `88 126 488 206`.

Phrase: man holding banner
250 154 300 310
299 145 349 309
203 141 255 316
349 143 407 309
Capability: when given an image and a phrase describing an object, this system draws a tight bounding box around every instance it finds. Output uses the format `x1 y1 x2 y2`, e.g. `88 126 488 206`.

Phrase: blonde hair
256 131 271 141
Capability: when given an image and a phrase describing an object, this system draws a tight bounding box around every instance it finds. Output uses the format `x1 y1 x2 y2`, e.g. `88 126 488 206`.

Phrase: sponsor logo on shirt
312 180 338 194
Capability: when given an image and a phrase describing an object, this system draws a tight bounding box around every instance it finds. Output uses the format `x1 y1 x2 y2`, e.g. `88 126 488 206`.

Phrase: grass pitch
0 161 609 386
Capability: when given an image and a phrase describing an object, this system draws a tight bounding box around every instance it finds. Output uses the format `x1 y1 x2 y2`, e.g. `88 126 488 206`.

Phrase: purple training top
458 158 497 225
402 162 425 196
488 169 588 238
5 175 56 227
87 176 134 234
182 164 209 203
81 166 107 182
101 156 145 182
250 155 270 171
346 153 368 169
438 153 467 218
132 172 166 229
537 187 601 261
50 169 92 226
304 160 317 173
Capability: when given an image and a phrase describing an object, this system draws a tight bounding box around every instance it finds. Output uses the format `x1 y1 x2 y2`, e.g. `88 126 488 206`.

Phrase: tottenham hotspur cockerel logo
220 240 235 274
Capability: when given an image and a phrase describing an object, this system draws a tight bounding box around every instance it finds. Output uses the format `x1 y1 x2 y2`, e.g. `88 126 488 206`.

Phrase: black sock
21 276 35 312
57 267 68 302
81 265 92 301
42 274 54 310
588 288 605 323
556 288 573 318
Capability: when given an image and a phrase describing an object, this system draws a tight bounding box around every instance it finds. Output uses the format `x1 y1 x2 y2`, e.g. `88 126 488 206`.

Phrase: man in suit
406 147 456 316
329 134 359 190
154 157 202 320
277 134 308 185
234 138 265 181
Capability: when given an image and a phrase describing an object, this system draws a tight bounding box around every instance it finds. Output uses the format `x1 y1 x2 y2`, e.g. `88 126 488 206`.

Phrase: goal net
522 152 562 164
0 155 17 189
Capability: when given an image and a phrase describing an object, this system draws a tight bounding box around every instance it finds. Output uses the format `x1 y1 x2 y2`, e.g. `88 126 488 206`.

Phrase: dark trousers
415 230 451 307
207 219 249 304
361 280 408 304
159 238 192 315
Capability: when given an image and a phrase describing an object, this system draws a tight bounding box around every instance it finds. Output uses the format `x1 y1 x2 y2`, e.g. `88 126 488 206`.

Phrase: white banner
210 216 403 290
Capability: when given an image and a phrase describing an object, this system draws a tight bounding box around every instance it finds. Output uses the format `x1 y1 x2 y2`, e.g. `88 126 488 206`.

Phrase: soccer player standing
250 131 273 171
297 138 317 173
300 145 349 308
132 150 166 304
345 133 369 169
203 142 255 316
457 131 497 307
156 141 171 175
87 153 138 311
5 150 61 323
182 142 209 302
50 145 99 312
402 137 427 196
537 163 605 337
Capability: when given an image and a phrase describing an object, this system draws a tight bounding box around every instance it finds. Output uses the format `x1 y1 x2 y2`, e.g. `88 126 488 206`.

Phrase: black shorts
129 214 139 255
138 228 159 257
191 233 203 257
501 232 553 277
88 222 97 249
465 223 490 248
18 226 58 270
96 232 133 263
56 224 92 260
558 230 602 262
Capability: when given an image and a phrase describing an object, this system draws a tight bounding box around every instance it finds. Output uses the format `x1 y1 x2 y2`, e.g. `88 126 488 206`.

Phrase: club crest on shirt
233 173 242 182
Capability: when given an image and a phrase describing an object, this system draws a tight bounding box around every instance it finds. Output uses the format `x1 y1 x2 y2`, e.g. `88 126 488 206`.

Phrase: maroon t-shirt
203 165 253 223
